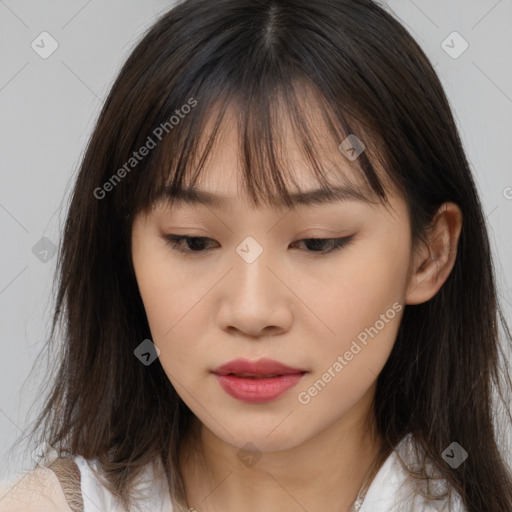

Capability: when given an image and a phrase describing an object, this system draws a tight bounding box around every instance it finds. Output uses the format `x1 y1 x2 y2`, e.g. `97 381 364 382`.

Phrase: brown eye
162 234 355 256
290 236 355 254
163 235 218 253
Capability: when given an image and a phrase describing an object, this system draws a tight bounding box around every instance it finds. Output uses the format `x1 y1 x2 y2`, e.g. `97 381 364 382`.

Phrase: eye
163 235 219 253
163 234 355 255
290 236 354 254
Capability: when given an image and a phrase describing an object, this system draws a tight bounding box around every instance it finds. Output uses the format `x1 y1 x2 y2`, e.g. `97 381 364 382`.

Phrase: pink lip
212 358 307 403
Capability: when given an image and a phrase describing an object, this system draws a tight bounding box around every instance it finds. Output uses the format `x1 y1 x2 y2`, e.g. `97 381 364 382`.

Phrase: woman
2 0 512 511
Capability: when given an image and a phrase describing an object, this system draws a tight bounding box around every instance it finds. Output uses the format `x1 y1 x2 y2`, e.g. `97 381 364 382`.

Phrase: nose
216 247 293 339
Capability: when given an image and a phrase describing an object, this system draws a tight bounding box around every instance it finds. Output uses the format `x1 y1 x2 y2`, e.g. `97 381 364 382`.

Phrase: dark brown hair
9 0 512 511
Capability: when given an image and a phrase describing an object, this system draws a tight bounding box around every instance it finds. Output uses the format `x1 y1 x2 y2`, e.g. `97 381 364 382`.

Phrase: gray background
1 0 511 479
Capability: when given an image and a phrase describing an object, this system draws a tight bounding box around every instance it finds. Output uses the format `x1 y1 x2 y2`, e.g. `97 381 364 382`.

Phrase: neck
179 386 383 512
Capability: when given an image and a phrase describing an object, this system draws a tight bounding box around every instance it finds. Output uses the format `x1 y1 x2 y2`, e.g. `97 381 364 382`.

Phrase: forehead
153 99 387 212
135 76 404 224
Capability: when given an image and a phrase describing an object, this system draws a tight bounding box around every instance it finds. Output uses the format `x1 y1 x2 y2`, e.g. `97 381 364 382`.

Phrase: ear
405 202 463 305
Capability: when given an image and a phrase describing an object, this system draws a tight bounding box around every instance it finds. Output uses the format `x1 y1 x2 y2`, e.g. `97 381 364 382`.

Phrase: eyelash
163 234 355 256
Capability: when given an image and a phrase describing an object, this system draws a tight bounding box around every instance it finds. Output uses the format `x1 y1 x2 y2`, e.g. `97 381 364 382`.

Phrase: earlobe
405 202 463 305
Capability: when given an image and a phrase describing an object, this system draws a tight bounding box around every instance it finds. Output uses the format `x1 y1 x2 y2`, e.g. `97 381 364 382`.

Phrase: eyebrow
155 183 377 209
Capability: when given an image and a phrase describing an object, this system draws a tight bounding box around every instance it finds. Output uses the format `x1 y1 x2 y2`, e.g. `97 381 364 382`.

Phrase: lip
212 358 307 403
213 358 306 376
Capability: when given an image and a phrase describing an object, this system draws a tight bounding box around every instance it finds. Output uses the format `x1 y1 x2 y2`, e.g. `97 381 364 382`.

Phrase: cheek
136 271 201 354
131 242 215 380
312 230 410 365
132 257 173 337
132 239 181 349
294 240 407 415
134 267 200 384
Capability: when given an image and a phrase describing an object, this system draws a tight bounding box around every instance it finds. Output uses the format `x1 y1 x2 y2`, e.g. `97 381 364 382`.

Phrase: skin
131 105 463 512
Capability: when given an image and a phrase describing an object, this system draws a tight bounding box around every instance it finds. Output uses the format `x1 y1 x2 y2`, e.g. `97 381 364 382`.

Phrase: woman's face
131 111 416 454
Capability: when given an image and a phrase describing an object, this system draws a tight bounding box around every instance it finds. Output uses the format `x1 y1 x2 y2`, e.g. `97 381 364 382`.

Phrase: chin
202 417 312 454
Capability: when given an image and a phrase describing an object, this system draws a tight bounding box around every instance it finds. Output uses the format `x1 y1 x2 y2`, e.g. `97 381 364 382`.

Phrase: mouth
223 373 296 378
212 357 307 377
212 358 307 403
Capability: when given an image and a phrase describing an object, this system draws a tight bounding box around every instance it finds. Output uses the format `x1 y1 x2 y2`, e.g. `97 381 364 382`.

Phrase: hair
9 0 512 511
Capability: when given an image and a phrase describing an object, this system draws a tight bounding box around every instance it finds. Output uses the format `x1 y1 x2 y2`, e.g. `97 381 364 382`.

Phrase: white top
0 433 466 512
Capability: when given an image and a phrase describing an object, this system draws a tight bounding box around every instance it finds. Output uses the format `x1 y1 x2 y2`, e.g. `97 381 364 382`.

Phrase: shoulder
0 465 73 512
74 454 175 512
1 454 174 512
395 434 467 511
361 433 467 512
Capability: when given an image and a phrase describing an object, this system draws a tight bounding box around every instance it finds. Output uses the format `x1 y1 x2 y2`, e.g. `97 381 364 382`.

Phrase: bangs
124 76 396 221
